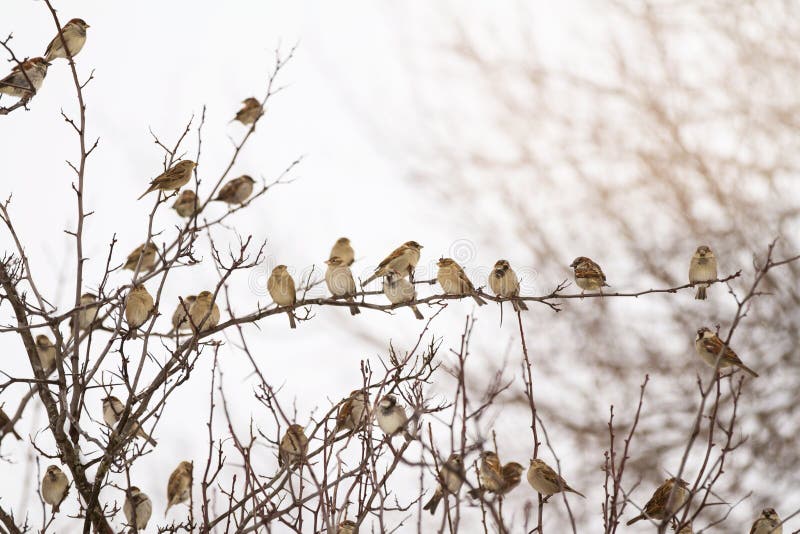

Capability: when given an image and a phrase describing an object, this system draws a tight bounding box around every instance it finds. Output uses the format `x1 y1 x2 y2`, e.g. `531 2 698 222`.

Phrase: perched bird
125 285 155 338
695 327 758 377
750 508 782 534
527 458 585 499
123 242 158 272
329 237 355 266
70 292 99 331
334 390 369 434
337 520 357 534
279 424 309 468
44 18 90 61
36 334 57 374
171 295 196 333
187 291 220 333
569 256 609 294
362 241 423 285
0 57 49 100
172 190 198 218
437 258 487 306
423 453 465 514
325 256 360 315
689 245 718 300
0 404 21 441
469 451 504 497
383 269 424 320
214 175 255 205
500 462 525 495
376 395 410 440
165 461 193 516
41 465 69 513
233 97 263 125
123 486 153 530
138 160 197 200
626 477 689 525
268 265 297 329
102 395 157 446
489 260 528 312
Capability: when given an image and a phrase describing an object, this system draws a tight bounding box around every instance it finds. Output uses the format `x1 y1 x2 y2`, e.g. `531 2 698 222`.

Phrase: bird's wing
376 245 406 270
216 180 237 201
701 336 740 363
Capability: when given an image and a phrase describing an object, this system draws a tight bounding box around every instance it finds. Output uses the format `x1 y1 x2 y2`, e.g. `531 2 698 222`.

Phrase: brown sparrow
125 284 155 338
36 334 57 373
268 265 297 329
469 451 523 497
325 257 360 315
44 18 90 61
102 395 157 446
70 292 99 331
138 160 197 200
488 259 528 311
376 395 410 440
383 269 424 320
330 237 354 266
334 390 369 434
172 190 199 218
233 97 263 125
423 453 465 514
695 327 758 377
123 486 153 530
750 508 782 534
41 465 69 513
171 295 196 333
689 246 718 300
214 175 255 205
437 258 487 306
0 404 21 441
570 256 609 294
279 424 308 467
187 291 220 332
165 461 192 515
337 520 357 534
123 242 158 272
526 458 585 498
0 57 49 100
362 241 423 285
626 477 689 525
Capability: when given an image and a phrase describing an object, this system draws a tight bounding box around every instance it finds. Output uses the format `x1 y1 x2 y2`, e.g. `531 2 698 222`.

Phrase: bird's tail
348 298 360 316
472 294 488 306
287 311 297 329
411 305 424 320
739 363 759 378
361 274 378 287
137 187 153 201
695 285 707 300
568 487 586 498
422 492 441 514
512 299 529 312
625 515 644 526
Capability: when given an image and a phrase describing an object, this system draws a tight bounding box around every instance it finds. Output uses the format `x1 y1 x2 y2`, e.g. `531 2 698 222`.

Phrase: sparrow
279 424 308 468
41 465 69 513
362 241 423 285
695 327 758 377
36 334 57 374
376 395 411 440
123 486 153 530
268 265 297 329
138 160 197 200
172 190 199 218
171 295 196 333
0 57 49 100
187 290 220 333
233 97 263 125
44 18 90 61
334 390 369 434
69 292 99 331
526 458 585 498
125 284 155 338
383 269 424 320
436 258 487 306
469 451 523 497
0 404 21 441
569 256 609 294
689 245 718 300
489 260 528 312
325 257 360 315
423 453 465 514
330 237 355 266
750 508 782 534
102 395 157 446
626 477 689 525
337 520 357 534
214 175 255 205
165 461 192 515
123 242 158 272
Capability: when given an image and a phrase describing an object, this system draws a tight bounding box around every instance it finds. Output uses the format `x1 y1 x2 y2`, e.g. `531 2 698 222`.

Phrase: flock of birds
1 17 782 534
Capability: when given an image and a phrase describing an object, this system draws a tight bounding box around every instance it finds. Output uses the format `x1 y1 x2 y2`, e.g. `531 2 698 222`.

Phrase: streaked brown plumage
138 160 197 200
695 327 758 377
268 265 297 329
171 295 196 333
214 175 255 205
626 477 689 525
36 334 57 374
689 245 718 300
383 269 424 320
527 458 585 498
0 57 49 99
44 18 90 61
187 291 220 333
570 256 609 293
123 242 158 272
437 258 487 306
423 453 465 514
362 241 423 285
123 486 152 530
330 237 355 266
279 424 308 467
172 190 198 218
165 461 192 516
125 285 155 338
233 97 263 125
334 390 369 434
325 256 360 315
489 259 528 311
102 395 157 446
41 465 69 513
